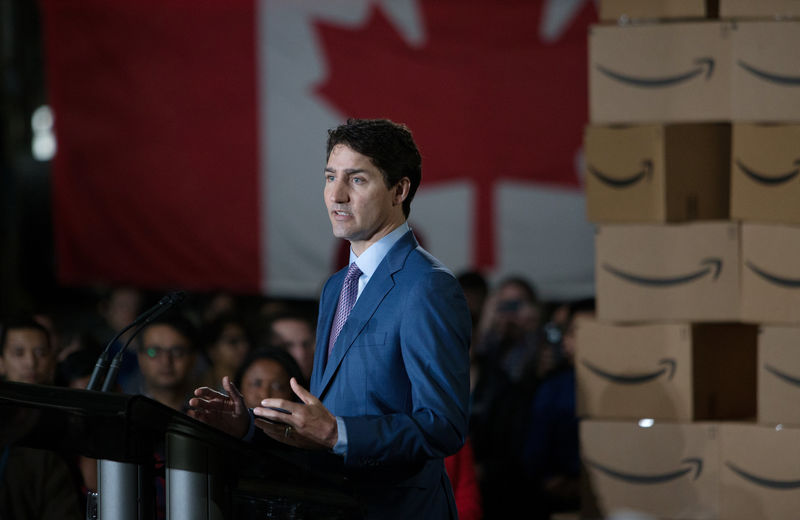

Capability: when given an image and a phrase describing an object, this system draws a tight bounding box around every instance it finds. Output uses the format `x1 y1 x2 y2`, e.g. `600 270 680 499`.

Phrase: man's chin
330 225 351 240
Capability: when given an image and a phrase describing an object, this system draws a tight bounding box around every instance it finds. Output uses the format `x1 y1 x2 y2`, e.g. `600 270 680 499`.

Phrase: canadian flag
41 0 597 301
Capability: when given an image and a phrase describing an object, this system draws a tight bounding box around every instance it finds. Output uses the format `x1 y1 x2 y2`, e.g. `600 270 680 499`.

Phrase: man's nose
21 351 37 368
328 179 349 203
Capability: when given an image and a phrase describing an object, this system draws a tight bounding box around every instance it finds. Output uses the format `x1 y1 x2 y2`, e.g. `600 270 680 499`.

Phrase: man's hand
187 376 249 439
252 378 338 450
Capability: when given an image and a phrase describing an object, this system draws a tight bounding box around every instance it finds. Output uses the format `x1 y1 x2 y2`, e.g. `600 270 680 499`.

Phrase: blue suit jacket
310 230 471 519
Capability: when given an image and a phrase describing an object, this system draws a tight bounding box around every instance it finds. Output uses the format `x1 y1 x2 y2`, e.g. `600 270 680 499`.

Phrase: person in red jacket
445 437 483 520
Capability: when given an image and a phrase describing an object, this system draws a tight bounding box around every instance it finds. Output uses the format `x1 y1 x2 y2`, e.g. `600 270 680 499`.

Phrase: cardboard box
590 21 800 123
730 124 800 224
581 420 720 519
720 422 800 520
585 124 731 223
595 222 740 323
589 22 731 123
758 326 800 426
730 21 800 122
576 318 757 421
600 0 710 22
741 223 800 324
721 0 800 19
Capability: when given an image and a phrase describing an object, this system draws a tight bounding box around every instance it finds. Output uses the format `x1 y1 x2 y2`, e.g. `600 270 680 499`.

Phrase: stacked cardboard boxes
723 4 800 518
723 5 800 520
579 2 800 518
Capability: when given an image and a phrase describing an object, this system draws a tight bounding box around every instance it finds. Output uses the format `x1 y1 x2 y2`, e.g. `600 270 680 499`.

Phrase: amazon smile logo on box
745 261 800 288
765 364 800 387
736 158 800 186
603 258 722 287
588 159 653 188
596 58 715 88
587 457 703 484
738 60 800 86
582 358 676 384
726 462 800 490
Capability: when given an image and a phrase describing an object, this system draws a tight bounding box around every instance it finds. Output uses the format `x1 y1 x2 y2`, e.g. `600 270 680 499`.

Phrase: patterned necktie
327 262 363 358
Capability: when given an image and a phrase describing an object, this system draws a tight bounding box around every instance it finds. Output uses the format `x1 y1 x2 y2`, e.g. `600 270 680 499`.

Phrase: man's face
0 328 55 384
137 324 195 391
271 318 315 379
104 288 142 331
324 144 407 256
493 283 539 339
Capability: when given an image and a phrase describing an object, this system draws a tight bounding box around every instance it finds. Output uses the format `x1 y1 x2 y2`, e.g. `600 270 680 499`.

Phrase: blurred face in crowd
203 293 236 323
208 322 250 373
104 288 143 331
240 358 293 409
0 327 55 384
271 318 315 380
138 324 195 392
493 282 539 340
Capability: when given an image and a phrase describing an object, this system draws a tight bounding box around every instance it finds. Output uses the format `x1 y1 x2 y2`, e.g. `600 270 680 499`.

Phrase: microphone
99 291 186 392
85 291 186 391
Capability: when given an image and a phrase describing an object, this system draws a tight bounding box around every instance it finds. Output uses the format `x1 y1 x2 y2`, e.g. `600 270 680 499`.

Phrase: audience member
0 316 83 520
233 347 306 409
521 298 595 519
474 276 543 383
135 314 198 411
445 437 483 520
457 270 489 338
91 286 144 344
0 316 56 385
87 286 147 394
197 312 252 391
470 275 546 519
195 291 240 325
260 308 316 381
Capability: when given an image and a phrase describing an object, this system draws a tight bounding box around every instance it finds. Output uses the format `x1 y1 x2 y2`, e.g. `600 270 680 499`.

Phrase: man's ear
393 177 411 206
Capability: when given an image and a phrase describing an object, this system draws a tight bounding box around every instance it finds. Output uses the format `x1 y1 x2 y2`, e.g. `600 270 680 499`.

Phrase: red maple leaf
314 0 596 269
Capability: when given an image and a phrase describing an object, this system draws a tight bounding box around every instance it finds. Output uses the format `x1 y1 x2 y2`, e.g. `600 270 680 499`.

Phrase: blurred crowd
0 273 595 520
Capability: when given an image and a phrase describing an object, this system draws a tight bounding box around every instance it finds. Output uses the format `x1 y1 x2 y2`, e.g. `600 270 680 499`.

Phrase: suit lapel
316 231 418 400
311 268 345 394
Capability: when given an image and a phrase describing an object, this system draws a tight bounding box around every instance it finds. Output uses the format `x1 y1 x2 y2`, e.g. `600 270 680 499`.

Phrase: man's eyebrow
324 167 367 175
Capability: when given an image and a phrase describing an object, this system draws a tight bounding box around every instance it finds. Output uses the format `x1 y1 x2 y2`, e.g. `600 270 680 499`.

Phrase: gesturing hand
187 376 249 439
252 378 339 450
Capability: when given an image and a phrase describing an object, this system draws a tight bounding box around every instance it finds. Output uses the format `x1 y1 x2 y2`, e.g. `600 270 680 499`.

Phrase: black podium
0 381 361 519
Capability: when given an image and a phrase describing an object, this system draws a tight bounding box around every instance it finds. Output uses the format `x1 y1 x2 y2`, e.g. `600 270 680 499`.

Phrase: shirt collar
349 221 410 280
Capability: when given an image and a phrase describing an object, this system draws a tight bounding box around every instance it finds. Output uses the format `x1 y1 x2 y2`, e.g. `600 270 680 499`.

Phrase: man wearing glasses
136 315 198 411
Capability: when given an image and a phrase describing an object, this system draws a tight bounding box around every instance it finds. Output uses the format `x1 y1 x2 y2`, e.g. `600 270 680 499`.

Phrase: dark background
0 0 63 317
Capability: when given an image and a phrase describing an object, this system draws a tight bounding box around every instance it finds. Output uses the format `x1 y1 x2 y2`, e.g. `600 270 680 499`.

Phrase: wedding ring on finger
284 425 293 439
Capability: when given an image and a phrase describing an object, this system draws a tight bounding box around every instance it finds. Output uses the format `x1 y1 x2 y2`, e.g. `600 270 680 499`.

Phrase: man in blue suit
191 118 472 519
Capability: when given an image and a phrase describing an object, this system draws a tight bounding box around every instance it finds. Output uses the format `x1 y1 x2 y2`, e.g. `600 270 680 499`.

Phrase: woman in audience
233 347 306 409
